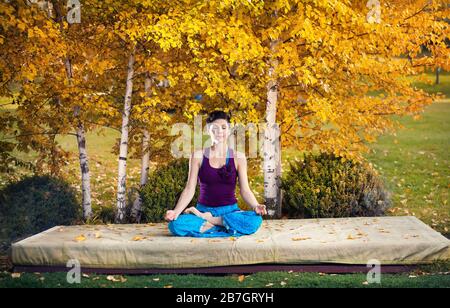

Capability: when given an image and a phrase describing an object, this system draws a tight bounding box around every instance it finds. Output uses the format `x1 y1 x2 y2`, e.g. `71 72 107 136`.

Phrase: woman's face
208 119 230 144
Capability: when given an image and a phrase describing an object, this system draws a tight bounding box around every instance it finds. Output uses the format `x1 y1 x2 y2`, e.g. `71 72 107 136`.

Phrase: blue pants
168 203 263 238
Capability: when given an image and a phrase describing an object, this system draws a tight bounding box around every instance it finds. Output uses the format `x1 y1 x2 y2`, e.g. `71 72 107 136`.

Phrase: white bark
263 38 282 218
56 5 92 220
116 49 135 222
73 107 92 220
131 75 152 222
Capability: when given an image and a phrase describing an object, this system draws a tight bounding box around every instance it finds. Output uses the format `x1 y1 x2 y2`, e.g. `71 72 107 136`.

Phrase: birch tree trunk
263 37 282 218
52 0 92 220
130 75 152 222
74 105 92 219
116 49 136 222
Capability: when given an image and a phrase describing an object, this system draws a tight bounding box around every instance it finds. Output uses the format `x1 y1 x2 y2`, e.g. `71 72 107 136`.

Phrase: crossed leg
184 207 224 231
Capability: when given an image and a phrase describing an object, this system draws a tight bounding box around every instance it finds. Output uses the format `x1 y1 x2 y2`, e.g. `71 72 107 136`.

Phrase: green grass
363 102 449 235
1 270 449 288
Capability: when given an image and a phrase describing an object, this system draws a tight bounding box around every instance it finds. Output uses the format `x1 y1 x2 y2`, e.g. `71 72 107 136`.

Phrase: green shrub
140 158 199 223
281 152 391 218
0 175 80 249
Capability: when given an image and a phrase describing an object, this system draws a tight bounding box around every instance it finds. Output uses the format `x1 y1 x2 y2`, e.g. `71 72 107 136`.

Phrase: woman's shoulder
232 149 246 159
191 149 205 160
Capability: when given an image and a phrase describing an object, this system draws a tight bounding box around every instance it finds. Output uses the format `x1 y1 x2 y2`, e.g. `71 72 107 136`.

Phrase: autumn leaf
132 235 144 241
164 285 173 288
11 273 21 279
238 275 245 282
291 237 311 241
74 235 86 242
106 275 126 282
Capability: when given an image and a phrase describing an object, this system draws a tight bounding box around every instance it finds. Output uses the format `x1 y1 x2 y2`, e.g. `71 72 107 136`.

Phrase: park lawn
1 268 449 288
363 101 449 236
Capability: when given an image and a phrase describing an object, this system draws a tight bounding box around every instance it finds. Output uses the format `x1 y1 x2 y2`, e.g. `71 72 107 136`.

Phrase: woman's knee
168 214 204 236
223 211 263 235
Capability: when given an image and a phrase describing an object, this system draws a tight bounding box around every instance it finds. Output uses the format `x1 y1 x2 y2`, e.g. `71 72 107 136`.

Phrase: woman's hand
164 210 178 221
253 204 267 216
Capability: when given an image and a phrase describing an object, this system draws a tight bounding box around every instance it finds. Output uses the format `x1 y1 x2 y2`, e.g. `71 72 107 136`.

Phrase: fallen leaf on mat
208 239 221 243
229 237 237 241
347 234 358 240
82 274 90 278
362 281 369 285
152 278 160 281
409 275 417 278
356 231 368 237
291 237 311 241
74 235 86 242
132 235 144 241
238 275 245 282
94 232 102 239
164 285 173 288
255 239 265 243
265 283 274 287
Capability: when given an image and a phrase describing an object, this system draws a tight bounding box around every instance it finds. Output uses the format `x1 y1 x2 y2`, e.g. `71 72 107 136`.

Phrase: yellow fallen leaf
164 285 173 288
74 235 86 242
94 232 102 239
238 275 245 282
11 273 21 279
106 275 125 282
291 237 311 241
132 235 144 241
347 234 357 240
208 239 221 243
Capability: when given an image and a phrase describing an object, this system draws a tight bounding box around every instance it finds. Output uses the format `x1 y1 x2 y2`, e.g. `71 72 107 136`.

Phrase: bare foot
184 207 201 216
184 207 213 221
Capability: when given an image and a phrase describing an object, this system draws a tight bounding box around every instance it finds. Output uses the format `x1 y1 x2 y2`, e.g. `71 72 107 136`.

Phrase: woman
165 110 267 237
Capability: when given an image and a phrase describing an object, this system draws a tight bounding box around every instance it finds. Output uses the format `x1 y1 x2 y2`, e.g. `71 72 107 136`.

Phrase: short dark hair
206 110 231 124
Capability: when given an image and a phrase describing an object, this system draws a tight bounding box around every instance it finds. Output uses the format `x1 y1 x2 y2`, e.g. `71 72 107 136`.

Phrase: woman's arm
236 151 267 215
165 150 201 221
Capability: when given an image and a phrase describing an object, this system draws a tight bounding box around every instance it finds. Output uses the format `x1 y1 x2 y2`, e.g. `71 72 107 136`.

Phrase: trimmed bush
140 158 199 223
0 175 80 250
281 152 391 218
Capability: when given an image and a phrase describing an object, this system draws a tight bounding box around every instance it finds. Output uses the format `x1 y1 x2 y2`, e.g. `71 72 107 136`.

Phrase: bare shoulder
234 150 247 160
192 149 204 160
190 149 204 168
234 150 247 169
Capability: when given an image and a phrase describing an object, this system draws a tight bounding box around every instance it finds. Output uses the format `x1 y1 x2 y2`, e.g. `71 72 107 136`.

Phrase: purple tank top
197 147 238 207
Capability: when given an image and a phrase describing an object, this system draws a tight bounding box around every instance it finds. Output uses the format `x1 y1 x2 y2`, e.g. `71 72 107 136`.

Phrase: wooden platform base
14 263 417 275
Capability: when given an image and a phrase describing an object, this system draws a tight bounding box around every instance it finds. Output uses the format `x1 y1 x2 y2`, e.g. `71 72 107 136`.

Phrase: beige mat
12 216 450 269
